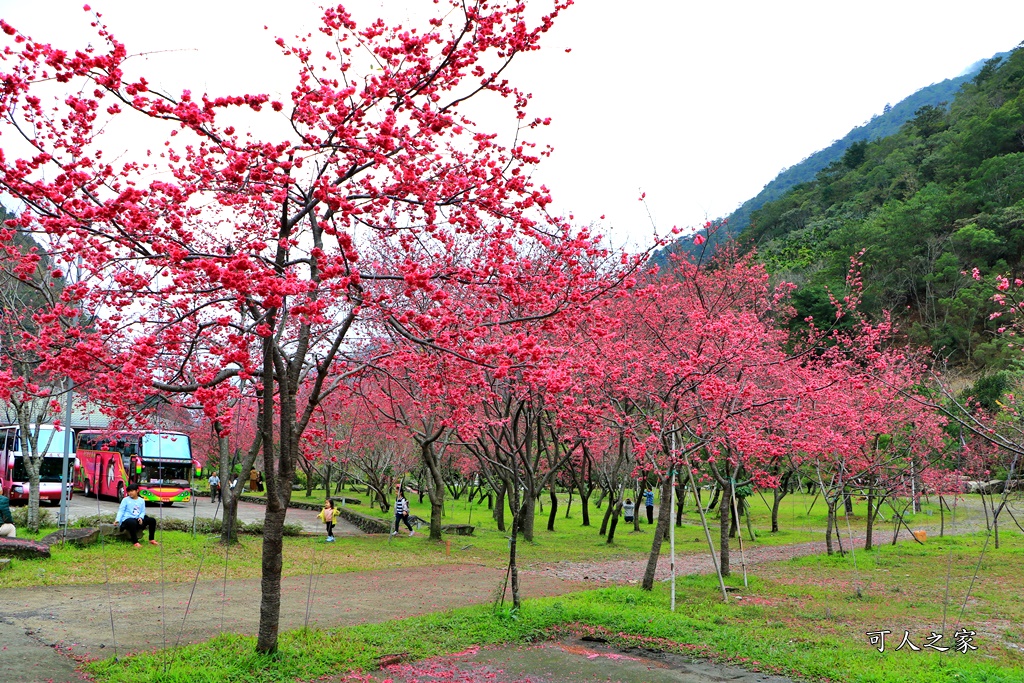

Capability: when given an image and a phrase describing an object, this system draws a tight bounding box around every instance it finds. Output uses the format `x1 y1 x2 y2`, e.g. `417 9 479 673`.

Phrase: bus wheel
84 479 92 497
117 483 126 501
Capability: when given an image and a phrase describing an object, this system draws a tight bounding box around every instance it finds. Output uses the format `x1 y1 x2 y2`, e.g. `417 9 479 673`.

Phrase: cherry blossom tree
0 0 594 652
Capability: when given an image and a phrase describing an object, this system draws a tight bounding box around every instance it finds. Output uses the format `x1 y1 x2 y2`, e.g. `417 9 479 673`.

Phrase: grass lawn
2 488 991 589
83 529 1024 683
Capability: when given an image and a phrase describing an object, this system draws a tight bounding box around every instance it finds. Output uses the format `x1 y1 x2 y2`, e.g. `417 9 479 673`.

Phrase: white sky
1 0 1023 250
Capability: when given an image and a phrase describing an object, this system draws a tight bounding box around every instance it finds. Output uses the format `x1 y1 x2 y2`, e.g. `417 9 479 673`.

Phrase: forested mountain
726 59 1003 237
745 45 1024 369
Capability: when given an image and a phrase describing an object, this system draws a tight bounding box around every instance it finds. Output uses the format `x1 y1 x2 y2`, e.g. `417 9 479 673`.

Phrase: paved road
63 492 363 535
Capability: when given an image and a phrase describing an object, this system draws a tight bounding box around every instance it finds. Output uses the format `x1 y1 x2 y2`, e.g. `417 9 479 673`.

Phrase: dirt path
0 562 584 683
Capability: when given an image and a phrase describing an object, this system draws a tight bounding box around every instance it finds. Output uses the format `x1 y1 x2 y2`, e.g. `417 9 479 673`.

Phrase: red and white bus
0 424 76 504
74 431 193 505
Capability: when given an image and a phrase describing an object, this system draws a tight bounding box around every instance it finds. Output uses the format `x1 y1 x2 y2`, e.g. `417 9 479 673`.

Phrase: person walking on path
208 473 221 503
392 491 414 536
318 498 338 542
0 493 16 537
644 487 655 524
115 484 158 547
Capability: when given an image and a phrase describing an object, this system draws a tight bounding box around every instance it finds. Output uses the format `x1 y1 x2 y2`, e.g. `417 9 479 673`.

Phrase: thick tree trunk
256 337 295 654
422 440 446 541
27 471 41 533
547 481 558 532
599 494 614 536
675 478 686 526
426 464 445 541
493 482 506 532
578 489 591 526
520 491 536 541
771 472 791 533
640 473 674 590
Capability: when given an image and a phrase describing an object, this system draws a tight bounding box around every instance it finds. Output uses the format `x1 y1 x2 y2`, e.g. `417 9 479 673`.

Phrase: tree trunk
599 494 614 536
771 472 791 533
27 470 41 533
217 424 259 545
938 495 945 537
825 498 836 556
547 481 558 531
707 485 721 512
718 479 732 576
256 337 295 654
865 480 875 550
675 477 687 525
640 473 675 590
606 500 621 544
421 439 446 541
426 462 445 541
493 482 506 532
578 488 591 526
520 490 535 541
505 476 522 609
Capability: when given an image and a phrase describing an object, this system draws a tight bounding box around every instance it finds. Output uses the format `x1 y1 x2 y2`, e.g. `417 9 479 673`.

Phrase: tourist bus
74 431 193 505
0 424 76 504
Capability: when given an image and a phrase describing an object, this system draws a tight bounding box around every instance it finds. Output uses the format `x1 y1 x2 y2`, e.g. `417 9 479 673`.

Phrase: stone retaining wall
334 506 391 534
238 494 388 533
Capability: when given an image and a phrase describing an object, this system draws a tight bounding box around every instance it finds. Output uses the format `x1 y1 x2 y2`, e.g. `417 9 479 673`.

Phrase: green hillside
651 50 1008 271
746 45 1024 369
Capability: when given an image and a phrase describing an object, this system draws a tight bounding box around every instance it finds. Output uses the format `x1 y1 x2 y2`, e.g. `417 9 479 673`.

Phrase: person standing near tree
115 484 158 547
208 472 221 503
644 487 655 524
249 467 259 493
622 498 635 524
0 493 16 538
391 490 414 537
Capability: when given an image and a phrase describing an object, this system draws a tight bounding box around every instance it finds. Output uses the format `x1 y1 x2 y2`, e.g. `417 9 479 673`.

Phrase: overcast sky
2 1 1023 249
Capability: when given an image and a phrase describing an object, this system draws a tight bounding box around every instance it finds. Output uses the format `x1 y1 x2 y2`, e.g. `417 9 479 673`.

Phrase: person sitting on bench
115 484 158 547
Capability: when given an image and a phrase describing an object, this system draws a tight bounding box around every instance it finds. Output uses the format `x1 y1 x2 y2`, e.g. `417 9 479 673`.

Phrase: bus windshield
141 434 191 461
24 427 73 455
11 455 66 482
138 461 191 487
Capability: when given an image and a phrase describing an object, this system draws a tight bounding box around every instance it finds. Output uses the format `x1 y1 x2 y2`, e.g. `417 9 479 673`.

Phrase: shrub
11 505 56 528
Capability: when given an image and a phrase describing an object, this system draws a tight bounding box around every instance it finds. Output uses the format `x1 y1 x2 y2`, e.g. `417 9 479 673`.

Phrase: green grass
0 531 467 588
84 530 1024 683
2 490 990 590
